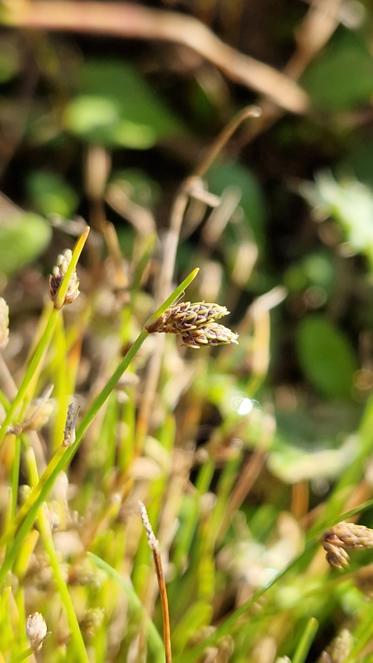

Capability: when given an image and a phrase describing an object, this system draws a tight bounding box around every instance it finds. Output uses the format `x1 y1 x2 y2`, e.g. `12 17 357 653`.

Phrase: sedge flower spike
323 521 373 569
146 301 238 348
49 249 80 308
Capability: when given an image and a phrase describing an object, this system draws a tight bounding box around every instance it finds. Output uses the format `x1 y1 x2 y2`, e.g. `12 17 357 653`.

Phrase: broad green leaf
300 171 373 267
296 315 357 398
302 32 373 111
64 60 183 148
27 171 78 218
207 161 266 248
0 212 51 275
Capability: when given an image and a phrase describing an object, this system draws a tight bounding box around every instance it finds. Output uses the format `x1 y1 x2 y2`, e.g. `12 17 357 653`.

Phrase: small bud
0 297 9 349
63 399 80 446
323 521 373 569
26 612 47 651
49 249 80 308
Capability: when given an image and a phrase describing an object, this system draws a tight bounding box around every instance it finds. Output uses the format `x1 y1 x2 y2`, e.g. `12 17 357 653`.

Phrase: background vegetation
0 0 373 661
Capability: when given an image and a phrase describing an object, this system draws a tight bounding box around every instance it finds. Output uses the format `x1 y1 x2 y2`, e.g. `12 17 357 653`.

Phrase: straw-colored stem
139 502 172 663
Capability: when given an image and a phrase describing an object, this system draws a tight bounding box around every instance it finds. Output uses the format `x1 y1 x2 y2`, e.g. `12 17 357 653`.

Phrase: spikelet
63 398 80 446
146 301 229 334
49 249 80 308
180 322 239 348
146 301 238 348
0 297 9 349
26 612 47 652
323 521 373 569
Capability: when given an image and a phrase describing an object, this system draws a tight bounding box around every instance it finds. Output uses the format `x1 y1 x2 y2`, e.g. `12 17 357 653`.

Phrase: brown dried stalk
139 502 172 663
237 0 343 148
5 1 308 113
323 521 373 569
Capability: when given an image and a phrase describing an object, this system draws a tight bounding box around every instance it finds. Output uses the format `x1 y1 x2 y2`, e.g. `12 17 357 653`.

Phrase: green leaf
64 60 183 148
206 160 266 248
0 212 51 275
27 171 78 218
302 32 373 111
300 171 373 267
296 315 357 398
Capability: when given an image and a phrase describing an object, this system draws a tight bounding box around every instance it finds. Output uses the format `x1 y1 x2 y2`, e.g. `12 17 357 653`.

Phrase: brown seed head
181 322 239 348
146 301 229 334
49 249 80 308
323 521 373 569
0 297 9 349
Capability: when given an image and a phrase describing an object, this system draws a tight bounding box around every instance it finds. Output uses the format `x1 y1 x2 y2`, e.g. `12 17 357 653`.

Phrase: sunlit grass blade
88 553 164 662
0 226 90 448
0 268 199 585
292 617 318 663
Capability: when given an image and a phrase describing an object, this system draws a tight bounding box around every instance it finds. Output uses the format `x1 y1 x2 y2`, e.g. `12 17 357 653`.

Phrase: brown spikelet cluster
323 521 373 569
146 301 238 348
63 399 80 447
49 249 80 308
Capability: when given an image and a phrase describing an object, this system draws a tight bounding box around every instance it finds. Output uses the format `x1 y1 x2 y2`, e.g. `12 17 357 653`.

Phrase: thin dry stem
6 2 308 113
139 502 172 663
237 0 343 148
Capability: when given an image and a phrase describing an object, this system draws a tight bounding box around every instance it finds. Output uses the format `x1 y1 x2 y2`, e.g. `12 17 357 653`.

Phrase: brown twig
4 1 308 113
236 0 343 149
139 501 172 663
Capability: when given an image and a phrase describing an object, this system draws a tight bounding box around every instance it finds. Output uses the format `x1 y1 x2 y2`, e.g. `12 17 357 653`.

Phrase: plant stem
0 226 90 449
25 447 88 662
0 268 199 585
